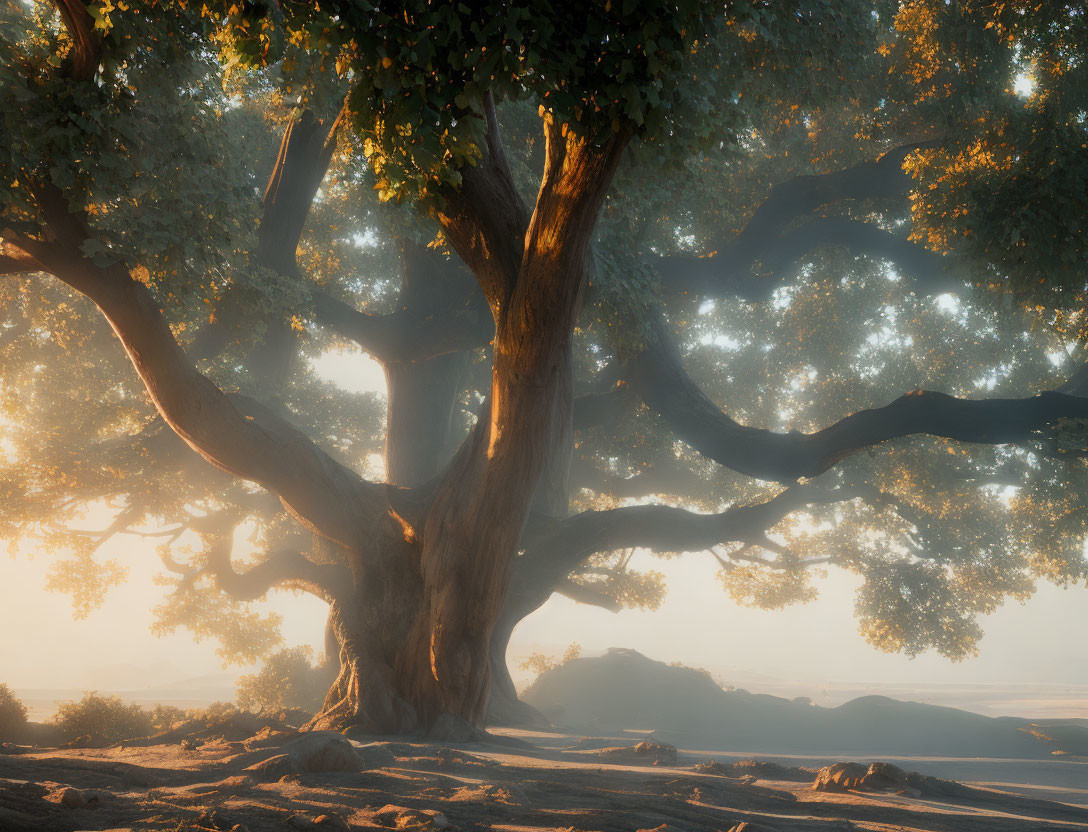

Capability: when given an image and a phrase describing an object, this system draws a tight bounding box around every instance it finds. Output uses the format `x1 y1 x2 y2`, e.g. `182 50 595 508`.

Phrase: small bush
518 642 582 681
150 704 187 733
0 683 28 741
236 647 328 714
186 701 240 723
50 693 153 746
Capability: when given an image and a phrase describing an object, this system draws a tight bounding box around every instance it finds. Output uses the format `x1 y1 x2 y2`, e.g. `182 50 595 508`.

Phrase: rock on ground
812 760 977 798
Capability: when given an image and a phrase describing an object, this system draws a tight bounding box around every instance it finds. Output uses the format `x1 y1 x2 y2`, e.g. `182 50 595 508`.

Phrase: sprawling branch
555 578 622 612
728 140 941 258
311 283 490 363
520 483 832 581
208 106 347 389
0 240 43 275
624 319 1088 483
166 519 353 604
12 183 383 547
657 140 947 302
205 542 352 605
762 216 960 295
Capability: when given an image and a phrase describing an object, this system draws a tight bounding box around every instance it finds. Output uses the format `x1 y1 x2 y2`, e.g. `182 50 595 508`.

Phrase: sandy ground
1 727 1087 832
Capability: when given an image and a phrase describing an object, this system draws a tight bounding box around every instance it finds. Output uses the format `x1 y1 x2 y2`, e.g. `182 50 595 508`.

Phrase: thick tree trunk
306 527 434 734
483 340 573 727
313 117 630 736
484 594 552 728
384 353 470 487
306 523 503 739
374 119 627 733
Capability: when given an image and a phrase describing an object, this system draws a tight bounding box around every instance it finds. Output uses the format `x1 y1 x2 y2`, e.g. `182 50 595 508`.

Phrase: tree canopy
2 0 1087 732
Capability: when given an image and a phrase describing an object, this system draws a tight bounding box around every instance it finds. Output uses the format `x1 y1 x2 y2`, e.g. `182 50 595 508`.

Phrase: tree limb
13 182 386 548
258 106 347 275
729 140 941 259
520 483 833 580
657 140 945 301
164 519 353 604
555 578 623 612
624 318 1088 483
311 288 490 363
205 541 352 605
53 0 101 81
762 216 961 296
0 240 43 275
434 92 531 312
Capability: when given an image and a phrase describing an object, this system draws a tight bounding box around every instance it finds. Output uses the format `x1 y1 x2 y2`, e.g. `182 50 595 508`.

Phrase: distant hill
522 648 1087 758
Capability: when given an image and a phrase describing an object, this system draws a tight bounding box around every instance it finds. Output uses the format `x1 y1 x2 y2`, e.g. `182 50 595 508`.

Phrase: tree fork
380 115 632 731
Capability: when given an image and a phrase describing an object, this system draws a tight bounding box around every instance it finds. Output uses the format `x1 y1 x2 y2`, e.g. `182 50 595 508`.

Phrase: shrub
187 701 240 723
150 704 187 733
0 683 28 741
49 693 153 746
236 647 328 714
518 642 582 681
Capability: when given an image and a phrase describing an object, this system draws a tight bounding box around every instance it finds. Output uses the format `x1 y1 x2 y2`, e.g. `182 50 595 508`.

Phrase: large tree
2 0 1088 735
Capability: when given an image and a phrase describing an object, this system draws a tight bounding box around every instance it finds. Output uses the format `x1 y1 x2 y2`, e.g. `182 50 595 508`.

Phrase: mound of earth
522 648 1081 758
695 759 817 782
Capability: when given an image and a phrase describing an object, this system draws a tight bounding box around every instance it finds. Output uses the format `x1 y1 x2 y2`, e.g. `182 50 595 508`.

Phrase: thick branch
730 140 940 260
18 184 383 547
184 108 344 381
435 93 531 311
763 216 960 295
0 240 43 275
259 107 346 275
205 542 352 605
503 481 855 633
53 0 100 80
166 519 353 604
312 289 490 363
521 484 825 580
625 319 1088 483
555 578 622 612
657 140 945 301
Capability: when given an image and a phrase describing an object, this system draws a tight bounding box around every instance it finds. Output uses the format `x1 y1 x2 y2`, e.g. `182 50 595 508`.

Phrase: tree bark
15 58 635 732
384 354 470 487
381 116 630 733
380 242 480 487
484 595 551 728
308 529 431 734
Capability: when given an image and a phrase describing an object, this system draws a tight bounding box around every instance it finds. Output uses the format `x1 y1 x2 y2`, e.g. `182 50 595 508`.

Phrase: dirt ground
1 727 1087 832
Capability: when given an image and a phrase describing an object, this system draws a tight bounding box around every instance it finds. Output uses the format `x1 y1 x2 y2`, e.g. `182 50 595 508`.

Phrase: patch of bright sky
309 347 386 395
699 332 741 350
934 293 960 314
771 286 793 310
352 229 379 248
1013 72 1035 98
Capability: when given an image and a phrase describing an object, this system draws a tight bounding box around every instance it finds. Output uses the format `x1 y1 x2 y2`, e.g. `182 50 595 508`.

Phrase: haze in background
3 348 1086 719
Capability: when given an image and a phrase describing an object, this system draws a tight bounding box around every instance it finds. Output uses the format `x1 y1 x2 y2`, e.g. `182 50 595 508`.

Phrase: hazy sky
2 348 1087 717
